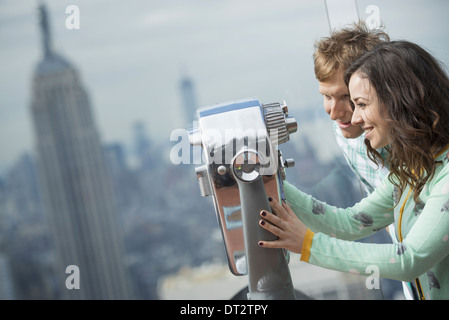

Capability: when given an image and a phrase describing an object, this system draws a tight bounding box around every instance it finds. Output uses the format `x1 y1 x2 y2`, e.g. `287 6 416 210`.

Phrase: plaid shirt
333 122 389 196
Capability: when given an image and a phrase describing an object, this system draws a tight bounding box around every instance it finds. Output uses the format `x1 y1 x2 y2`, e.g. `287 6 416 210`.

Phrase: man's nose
329 100 347 121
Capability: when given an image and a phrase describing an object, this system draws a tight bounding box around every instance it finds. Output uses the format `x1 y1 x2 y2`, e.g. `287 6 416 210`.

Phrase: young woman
258 40 449 300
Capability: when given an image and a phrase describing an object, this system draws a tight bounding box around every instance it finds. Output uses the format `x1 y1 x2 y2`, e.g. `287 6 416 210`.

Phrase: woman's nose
351 107 363 126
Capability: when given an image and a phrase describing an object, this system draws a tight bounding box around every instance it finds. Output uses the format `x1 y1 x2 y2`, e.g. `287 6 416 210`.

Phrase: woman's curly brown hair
344 40 449 203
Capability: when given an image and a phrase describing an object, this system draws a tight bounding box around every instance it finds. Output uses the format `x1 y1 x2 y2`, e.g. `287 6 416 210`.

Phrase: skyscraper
179 73 201 166
133 121 153 170
179 74 198 125
30 3 133 299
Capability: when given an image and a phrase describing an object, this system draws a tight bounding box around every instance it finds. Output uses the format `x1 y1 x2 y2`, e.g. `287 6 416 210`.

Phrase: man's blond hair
314 21 390 82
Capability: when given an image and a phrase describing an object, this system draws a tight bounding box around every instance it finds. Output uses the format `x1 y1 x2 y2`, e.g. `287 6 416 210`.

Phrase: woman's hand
258 197 308 254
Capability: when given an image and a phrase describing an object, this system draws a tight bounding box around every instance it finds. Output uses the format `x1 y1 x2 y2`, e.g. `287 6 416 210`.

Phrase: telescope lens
233 151 261 182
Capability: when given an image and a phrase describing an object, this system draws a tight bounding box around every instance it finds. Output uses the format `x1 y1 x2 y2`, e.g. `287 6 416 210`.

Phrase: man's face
318 68 364 139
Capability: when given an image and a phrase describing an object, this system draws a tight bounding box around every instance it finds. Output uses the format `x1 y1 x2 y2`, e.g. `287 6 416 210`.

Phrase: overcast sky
1 0 449 175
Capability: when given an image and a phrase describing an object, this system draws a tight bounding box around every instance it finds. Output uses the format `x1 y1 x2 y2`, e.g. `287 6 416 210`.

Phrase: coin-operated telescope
189 98 297 300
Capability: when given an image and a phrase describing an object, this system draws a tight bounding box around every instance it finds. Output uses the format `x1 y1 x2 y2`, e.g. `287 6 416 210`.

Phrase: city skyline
0 1 419 300
2 0 449 177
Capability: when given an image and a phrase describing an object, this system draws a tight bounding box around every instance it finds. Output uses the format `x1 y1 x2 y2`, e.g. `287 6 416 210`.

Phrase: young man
314 21 390 196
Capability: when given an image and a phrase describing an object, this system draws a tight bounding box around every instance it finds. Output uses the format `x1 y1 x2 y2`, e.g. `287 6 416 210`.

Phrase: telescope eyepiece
232 150 262 182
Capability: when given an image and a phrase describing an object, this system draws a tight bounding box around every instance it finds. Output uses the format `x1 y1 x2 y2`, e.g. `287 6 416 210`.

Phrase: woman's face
349 72 390 149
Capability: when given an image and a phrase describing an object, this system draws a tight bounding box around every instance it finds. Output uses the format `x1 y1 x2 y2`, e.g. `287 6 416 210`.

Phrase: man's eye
324 95 332 100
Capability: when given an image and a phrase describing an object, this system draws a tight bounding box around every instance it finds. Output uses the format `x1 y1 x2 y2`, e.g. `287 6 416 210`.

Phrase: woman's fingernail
268 197 273 202
260 220 265 226
258 241 263 246
261 211 266 217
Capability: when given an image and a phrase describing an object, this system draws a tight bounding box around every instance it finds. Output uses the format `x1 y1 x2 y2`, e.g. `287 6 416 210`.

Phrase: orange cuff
300 229 315 262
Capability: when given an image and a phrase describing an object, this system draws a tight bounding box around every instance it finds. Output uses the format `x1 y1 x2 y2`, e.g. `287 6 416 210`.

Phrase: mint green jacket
284 150 449 300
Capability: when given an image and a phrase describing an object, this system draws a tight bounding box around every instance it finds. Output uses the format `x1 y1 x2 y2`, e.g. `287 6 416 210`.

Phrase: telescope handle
237 177 296 300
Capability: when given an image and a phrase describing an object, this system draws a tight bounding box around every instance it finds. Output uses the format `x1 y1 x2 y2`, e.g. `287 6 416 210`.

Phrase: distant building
179 74 198 125
0 254 14 299
29 3 133 299
3 153 43 222
179 73 202 166
133 121 154 170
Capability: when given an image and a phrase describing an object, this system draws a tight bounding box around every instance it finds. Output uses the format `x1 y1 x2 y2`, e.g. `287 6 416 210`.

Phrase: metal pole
236 177 296 300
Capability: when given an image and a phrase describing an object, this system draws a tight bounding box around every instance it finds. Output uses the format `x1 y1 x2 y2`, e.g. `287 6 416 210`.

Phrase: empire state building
30 4 133 299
